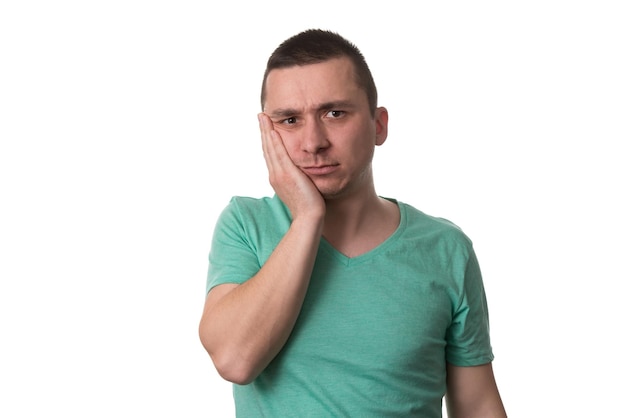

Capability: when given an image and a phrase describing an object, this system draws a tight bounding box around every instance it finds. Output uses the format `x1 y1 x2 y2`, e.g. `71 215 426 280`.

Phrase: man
199 29 506 417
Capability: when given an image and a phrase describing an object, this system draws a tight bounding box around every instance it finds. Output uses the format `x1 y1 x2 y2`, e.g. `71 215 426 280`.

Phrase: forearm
446 395 507 418
199 216 323 384
446 363 507 418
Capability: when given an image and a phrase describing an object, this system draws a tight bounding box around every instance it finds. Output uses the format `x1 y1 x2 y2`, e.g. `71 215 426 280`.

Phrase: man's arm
199 216 322 384
445 363 507 418
198 114 325 385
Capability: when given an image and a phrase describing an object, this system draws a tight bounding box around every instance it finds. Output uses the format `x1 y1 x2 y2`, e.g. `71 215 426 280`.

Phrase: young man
199 29 506 417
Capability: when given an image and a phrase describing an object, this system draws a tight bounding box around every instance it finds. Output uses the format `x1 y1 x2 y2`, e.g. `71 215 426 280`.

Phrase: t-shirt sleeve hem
206 277 249 295
446 353 495 367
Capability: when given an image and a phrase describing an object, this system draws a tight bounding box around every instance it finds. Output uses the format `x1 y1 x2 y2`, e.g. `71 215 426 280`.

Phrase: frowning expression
263 57 388 200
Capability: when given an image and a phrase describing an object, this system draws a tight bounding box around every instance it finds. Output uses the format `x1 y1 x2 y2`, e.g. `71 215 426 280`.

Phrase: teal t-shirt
206 195 494 417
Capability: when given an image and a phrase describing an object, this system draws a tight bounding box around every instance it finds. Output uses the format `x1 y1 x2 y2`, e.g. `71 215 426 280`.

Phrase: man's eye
281 117 297 125
326 110 345 118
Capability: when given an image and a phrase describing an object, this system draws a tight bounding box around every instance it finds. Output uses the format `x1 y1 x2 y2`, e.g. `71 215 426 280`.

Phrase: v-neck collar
318 199 406 267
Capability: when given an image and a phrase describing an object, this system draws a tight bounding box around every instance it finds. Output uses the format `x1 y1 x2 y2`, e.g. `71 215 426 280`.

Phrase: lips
300 164 339 176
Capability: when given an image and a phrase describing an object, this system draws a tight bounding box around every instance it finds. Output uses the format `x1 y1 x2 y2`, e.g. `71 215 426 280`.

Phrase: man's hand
259 113 325 221
199 115 327 384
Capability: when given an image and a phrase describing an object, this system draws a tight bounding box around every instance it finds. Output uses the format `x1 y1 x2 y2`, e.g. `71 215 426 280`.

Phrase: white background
1 1 624 416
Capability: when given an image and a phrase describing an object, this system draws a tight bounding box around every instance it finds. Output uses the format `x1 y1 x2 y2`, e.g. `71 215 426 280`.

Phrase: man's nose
301 119 330 154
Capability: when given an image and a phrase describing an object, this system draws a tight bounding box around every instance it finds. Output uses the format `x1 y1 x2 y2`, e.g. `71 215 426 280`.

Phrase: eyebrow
269 100 355 118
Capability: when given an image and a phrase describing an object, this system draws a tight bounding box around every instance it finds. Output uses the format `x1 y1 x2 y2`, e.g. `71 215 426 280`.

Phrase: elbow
199 328 259 385
211 353 259 385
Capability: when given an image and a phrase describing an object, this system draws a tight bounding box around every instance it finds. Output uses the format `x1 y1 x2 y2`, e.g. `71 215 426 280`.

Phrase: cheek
345 127 377 158
356 145 376 165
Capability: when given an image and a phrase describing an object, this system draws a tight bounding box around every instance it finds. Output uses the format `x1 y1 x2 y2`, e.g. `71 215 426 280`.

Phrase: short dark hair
260 29 378 115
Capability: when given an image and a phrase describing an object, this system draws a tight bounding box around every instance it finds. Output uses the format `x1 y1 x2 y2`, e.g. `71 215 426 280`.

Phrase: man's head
260 29 389 201
261 29 378 116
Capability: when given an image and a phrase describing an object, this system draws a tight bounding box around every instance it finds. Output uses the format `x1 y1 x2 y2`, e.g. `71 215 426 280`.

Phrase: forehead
264 57 364 111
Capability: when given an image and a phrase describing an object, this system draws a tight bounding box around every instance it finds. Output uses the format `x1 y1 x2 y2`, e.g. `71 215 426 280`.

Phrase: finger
258 113 270 157
259 113 291 172
258 113 277 170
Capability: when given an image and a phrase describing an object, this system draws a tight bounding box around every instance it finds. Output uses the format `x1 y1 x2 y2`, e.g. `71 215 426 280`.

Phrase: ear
374 107 389 146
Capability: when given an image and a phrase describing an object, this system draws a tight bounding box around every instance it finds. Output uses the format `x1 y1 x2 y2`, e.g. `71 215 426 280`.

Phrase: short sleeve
445 248 494 366
205 199 262 294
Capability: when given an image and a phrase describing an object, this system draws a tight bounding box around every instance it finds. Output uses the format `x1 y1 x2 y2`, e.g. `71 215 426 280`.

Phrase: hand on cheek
258 113 325 220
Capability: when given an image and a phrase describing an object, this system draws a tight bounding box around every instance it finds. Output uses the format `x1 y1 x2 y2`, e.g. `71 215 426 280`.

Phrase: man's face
263 57 388 200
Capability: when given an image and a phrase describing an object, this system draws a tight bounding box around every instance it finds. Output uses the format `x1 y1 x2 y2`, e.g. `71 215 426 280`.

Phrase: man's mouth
300 164 339 176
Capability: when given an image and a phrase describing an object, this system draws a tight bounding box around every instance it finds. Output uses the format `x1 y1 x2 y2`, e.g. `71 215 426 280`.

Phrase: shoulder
215 195 292 238
397 201 472 245
221 195 290 220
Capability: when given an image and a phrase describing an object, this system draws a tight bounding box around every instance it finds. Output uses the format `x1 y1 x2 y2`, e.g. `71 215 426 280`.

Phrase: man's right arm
198 113 325 385
198 212 322 384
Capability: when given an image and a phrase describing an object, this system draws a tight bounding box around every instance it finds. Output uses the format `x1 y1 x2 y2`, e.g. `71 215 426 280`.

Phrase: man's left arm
445 362 507 418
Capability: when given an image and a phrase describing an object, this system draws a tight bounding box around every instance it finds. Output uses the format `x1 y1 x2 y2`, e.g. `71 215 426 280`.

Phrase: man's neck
322 191 399 258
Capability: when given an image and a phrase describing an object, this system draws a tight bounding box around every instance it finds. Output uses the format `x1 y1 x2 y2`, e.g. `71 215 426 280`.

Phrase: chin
318 185 351 201
315 178 363 201
315 187 339 200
